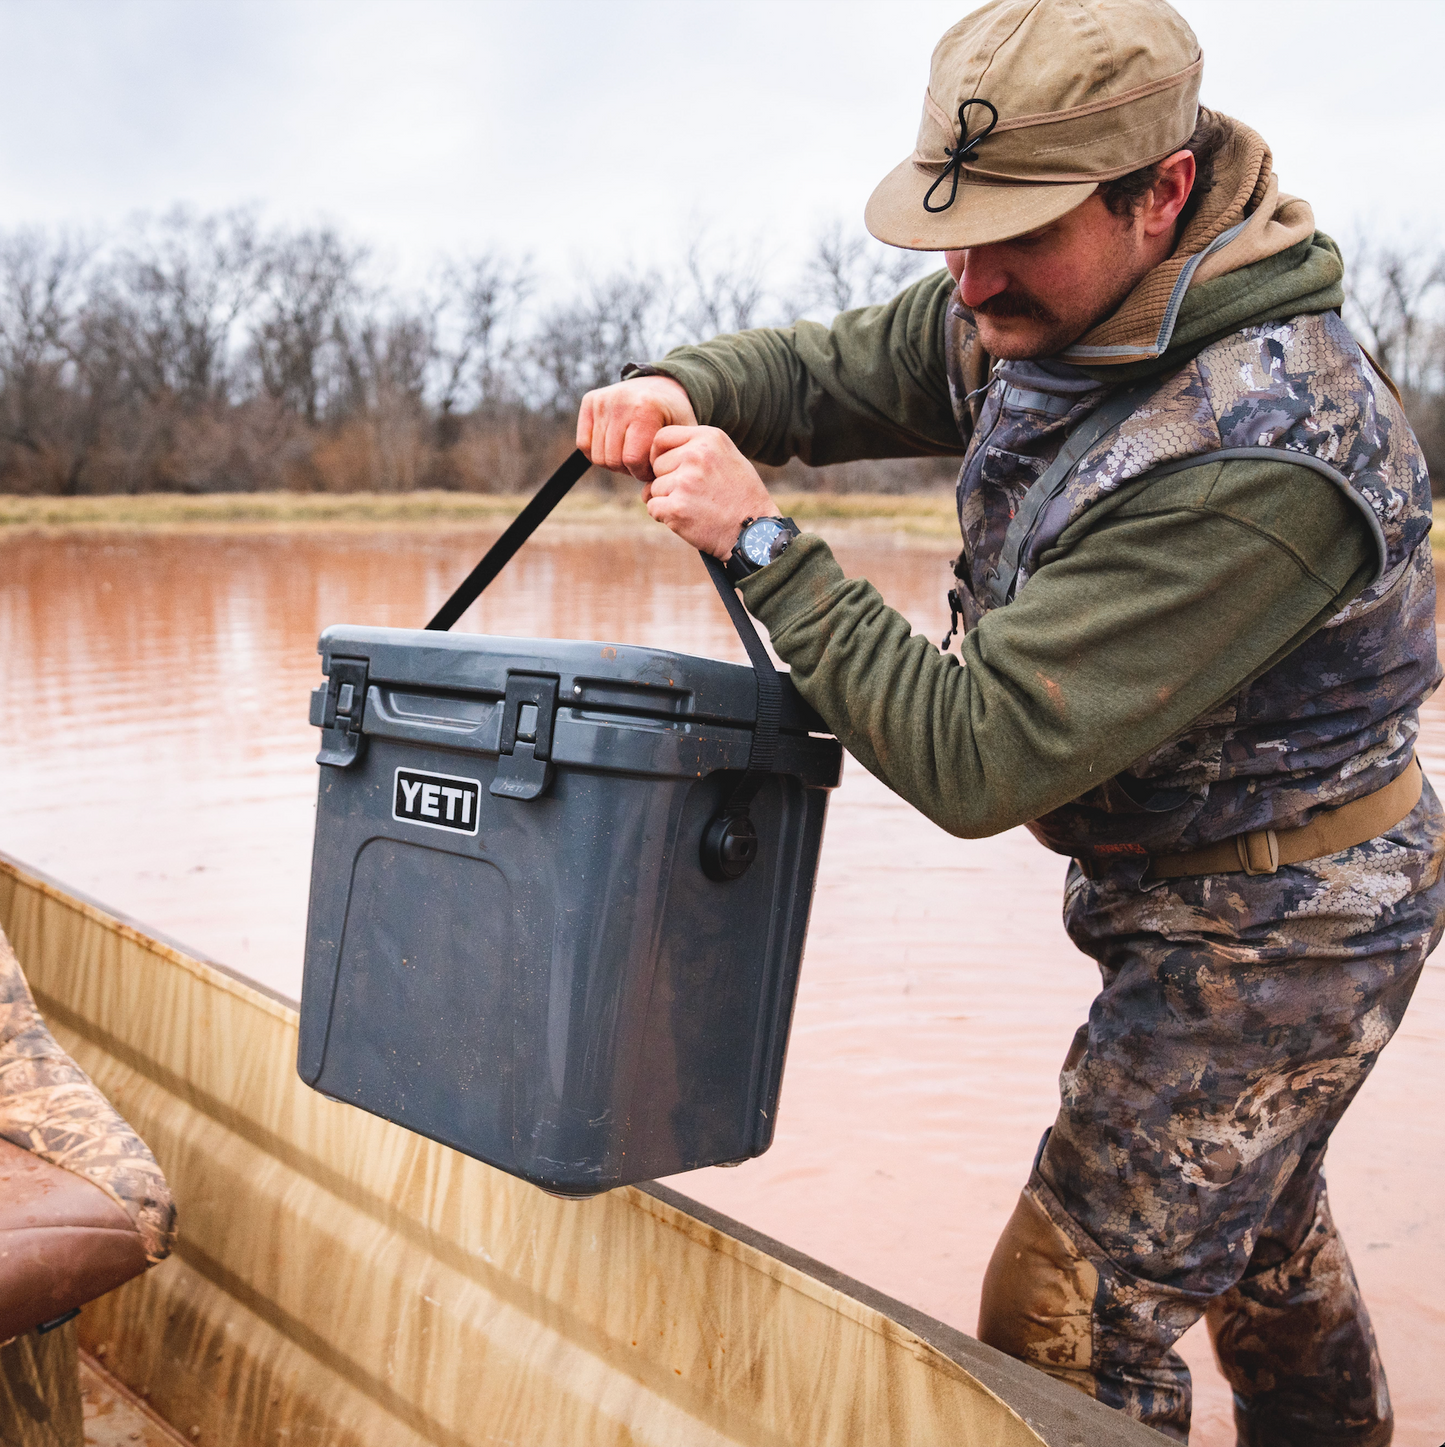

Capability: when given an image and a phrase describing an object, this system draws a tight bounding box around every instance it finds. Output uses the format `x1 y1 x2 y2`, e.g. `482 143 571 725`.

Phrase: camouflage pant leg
981 783 1445 1443
1206 1135 1390 1447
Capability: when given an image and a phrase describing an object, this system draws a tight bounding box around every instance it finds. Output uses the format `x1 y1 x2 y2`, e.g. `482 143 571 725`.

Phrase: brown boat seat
0 1140 149 1341
0 924 176 1344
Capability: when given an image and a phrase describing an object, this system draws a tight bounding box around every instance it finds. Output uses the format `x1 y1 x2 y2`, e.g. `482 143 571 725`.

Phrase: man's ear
1142 150 1196 238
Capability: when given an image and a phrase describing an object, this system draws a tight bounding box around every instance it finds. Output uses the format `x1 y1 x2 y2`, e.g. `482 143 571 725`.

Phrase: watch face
742 517 788 566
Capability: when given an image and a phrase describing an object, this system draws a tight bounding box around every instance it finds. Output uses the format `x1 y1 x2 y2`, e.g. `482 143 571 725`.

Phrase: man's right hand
577 375 698 483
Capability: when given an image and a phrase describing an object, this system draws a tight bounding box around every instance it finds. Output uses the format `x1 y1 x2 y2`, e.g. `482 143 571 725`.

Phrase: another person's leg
978 787 1444 1442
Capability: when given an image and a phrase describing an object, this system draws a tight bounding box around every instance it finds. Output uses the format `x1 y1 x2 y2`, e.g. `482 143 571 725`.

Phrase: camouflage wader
946 300 1442 1443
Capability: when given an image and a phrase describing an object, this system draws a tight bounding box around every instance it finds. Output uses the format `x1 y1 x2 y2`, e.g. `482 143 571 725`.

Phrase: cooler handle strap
425 449 593 631
424 446 782 805
700 551 781 807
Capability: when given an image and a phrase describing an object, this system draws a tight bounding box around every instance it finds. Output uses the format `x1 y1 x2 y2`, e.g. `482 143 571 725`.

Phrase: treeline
0 211 941 497
0 209 1439 497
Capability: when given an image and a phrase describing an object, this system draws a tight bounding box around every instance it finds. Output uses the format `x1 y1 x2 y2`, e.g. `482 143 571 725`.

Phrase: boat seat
0 922 176 1444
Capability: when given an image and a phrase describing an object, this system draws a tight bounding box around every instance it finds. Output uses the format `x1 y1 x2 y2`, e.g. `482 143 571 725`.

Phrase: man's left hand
646 426 780 561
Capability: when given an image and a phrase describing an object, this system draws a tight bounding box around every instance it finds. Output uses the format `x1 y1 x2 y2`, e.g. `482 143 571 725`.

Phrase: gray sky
0 0 1439 288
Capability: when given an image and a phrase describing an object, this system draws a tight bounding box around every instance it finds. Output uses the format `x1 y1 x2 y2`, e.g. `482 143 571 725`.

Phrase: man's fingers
600 413 630 475
576 393 596 456
594 403 664 481
576 377 696 470
621 422 657 482
650 441 681 478
651 424 701 467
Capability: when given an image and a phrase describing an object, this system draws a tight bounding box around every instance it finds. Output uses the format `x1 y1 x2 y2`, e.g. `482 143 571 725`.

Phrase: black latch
490 673 559 802
312 656 370 768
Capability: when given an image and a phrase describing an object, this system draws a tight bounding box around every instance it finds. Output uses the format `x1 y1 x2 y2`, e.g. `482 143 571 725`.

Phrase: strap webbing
426 449 592 630
1148 758 1421 879
987 380 1160 609
701 553 780 810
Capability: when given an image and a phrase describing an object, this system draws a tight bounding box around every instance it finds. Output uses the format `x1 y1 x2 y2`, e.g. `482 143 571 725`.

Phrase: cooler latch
491 673 559 802
311 657 370 768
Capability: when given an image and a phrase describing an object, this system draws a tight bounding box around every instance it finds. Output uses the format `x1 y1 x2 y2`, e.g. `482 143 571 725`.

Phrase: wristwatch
725 516 801 584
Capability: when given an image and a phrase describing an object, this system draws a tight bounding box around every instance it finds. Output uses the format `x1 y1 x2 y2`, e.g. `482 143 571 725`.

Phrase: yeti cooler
297 452 842 1196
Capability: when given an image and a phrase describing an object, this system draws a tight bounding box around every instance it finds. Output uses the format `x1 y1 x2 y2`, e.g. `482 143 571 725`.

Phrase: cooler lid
317 625 826 733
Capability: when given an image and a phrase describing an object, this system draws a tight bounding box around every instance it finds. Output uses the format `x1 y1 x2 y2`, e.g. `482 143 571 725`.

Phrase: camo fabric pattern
943 301 1440 860
944 295 1441 1441
1015 781 1445 1441
0 927 175 1263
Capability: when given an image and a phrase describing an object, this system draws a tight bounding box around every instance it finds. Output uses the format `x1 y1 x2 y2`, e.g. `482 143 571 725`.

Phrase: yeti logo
393 767 481 836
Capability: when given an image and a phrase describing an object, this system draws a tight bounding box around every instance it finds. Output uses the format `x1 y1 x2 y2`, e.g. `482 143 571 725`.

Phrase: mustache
972 289 1056 323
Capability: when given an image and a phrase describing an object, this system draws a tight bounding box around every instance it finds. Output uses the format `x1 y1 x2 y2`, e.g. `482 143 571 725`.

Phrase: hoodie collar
1059 115 1316 365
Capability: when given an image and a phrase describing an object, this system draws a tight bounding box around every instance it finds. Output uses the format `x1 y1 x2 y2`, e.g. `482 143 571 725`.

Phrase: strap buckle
1235 828 1280 876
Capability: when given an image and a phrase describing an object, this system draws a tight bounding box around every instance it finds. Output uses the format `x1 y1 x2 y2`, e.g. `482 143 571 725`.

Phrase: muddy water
1 523 1441 1445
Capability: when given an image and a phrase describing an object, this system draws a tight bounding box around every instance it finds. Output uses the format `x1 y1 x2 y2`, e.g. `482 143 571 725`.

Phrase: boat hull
0 851 1165 1446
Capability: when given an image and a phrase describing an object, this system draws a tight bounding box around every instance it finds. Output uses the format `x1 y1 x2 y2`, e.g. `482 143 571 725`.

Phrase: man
576 2 1442 1442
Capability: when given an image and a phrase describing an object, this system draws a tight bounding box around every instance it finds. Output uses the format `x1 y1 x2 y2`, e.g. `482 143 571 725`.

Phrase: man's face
943 193 1162 360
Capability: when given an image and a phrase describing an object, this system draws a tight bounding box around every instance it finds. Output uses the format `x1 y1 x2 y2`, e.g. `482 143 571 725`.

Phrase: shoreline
3 490 1438 550
0 488 961 539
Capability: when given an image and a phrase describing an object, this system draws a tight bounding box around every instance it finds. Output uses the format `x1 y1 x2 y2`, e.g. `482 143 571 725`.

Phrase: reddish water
1 522 1441 1445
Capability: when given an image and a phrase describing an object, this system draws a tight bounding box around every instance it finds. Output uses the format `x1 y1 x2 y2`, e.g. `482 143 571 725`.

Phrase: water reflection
1 522 1440 1444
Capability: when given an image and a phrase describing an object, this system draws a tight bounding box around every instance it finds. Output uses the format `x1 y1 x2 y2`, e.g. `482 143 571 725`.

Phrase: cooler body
298 625 841 1196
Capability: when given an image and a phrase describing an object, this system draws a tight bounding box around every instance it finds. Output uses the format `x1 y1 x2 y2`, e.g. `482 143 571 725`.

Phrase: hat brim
865 158 1098 250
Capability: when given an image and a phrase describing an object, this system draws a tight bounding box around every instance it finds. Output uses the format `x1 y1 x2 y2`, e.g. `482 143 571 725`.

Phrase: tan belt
1148 759 1423 879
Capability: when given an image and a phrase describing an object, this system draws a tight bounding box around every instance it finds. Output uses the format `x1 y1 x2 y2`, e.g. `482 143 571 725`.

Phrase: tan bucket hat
866 0 1203 251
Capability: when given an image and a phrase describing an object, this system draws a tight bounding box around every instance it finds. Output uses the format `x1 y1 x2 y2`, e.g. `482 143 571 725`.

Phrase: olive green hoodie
649 235 1375 841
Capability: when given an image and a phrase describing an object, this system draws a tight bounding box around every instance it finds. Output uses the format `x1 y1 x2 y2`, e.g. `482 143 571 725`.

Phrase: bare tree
791 221 930 320
6 207 1438 498
433 252 533 419
679 235 772 339
0 231 90 470
528 267 673 416
1344 235 1445 390
105 208 267 408
249 228 364 424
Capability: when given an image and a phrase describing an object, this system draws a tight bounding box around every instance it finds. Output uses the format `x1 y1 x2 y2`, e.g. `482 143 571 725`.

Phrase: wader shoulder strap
986 379 1161 609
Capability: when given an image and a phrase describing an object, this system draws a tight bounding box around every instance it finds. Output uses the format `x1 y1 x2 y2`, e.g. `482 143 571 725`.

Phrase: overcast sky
0 0 1439 291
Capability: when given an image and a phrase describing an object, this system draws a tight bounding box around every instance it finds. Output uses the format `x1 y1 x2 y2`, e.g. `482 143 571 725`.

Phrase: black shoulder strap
986 379 1161 609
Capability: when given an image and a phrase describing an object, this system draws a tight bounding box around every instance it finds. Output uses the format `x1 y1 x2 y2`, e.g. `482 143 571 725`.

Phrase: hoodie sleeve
737 456 1376 838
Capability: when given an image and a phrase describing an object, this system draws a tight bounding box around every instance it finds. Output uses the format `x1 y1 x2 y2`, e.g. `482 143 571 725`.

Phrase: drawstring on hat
922 98 998 214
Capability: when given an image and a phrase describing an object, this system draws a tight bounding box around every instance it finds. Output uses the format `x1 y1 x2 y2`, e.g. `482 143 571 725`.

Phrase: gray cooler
298 596 842 1195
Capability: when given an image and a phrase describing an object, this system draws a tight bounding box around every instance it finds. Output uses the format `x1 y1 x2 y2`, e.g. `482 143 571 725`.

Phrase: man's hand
576 376 697 482
646 426 779 560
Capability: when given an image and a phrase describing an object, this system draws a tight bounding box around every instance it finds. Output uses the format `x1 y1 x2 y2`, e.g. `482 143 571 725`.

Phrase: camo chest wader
944 299 1445 1445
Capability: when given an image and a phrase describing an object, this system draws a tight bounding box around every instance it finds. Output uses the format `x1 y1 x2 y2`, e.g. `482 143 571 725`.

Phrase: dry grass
0 490 603 531
0 488 961 538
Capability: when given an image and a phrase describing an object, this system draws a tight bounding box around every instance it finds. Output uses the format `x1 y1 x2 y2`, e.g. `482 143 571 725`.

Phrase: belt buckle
1235 828 1280 876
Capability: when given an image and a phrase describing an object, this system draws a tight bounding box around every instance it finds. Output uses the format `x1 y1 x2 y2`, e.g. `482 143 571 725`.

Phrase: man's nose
958 247 1010 309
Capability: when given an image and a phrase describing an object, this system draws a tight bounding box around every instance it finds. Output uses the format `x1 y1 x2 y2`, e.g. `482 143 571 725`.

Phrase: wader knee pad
978 1187 1099 1398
